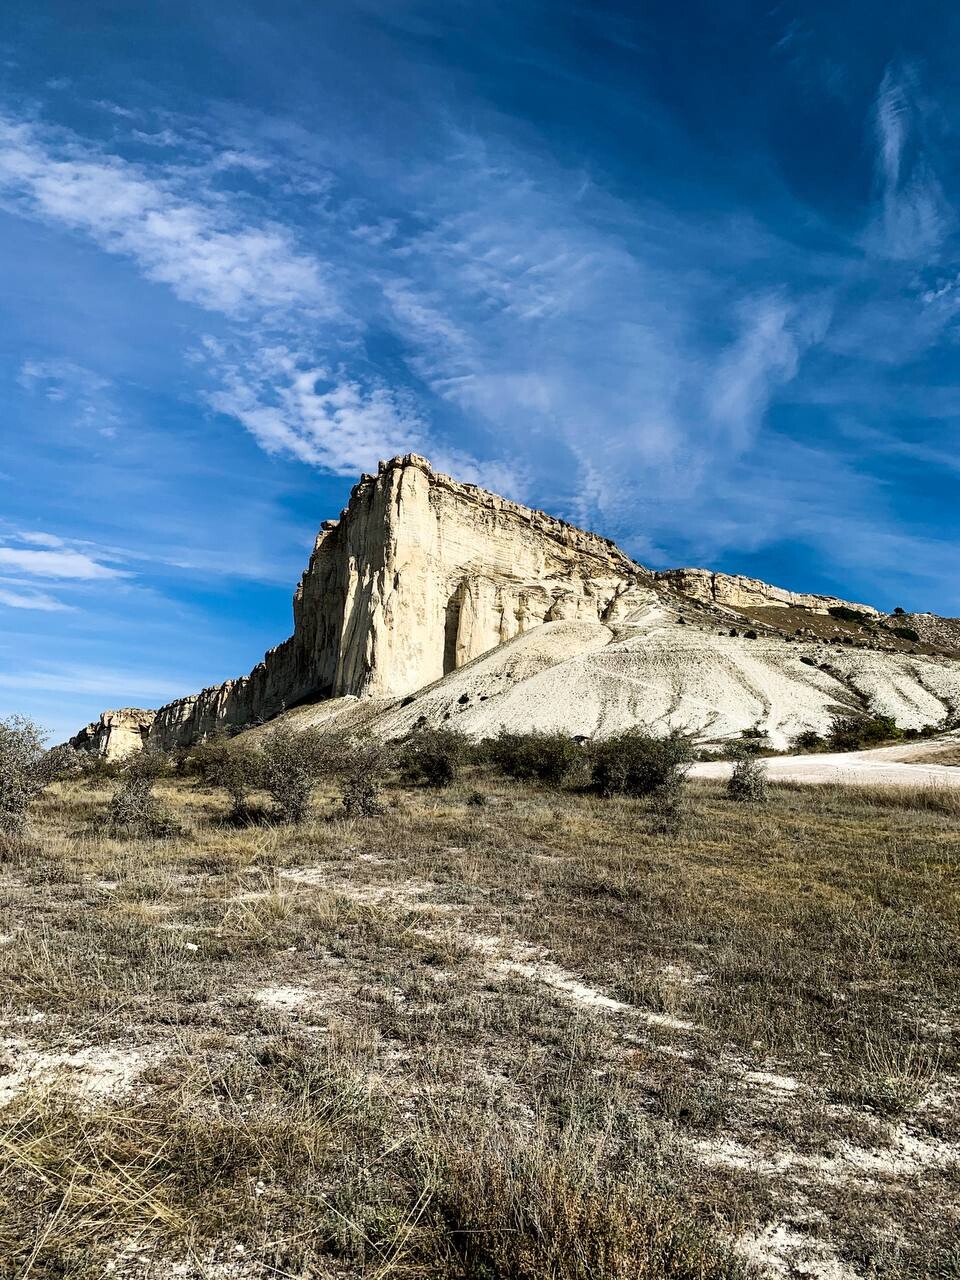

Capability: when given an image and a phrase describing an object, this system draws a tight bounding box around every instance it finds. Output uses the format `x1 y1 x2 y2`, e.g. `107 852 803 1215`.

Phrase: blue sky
1 1 959 742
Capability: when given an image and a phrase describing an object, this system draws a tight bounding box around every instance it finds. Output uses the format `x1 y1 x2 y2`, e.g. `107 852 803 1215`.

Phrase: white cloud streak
0 547 124 580
0 117 334 319
870 65 953 261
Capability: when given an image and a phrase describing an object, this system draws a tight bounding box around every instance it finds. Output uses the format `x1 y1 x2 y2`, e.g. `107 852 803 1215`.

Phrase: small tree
258 725 336 824
191 732 261 818
340 740 395 818
727 754 768 803
0 716 74 835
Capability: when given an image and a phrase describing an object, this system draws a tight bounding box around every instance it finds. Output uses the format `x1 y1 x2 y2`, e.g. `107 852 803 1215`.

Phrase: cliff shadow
443 584 465 675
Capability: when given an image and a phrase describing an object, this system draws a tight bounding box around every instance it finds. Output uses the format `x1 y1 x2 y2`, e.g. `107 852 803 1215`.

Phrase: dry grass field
1 769 958 1279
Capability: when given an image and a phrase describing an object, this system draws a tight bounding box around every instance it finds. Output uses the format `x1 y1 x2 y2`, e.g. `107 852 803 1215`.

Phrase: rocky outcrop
71 454 959 756
79 454 650 752
881 612 960 651
655 568 879 617
69 709 157 761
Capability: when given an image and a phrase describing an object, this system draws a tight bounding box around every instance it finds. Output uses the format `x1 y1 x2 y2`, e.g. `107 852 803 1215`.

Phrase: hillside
70 454 960 757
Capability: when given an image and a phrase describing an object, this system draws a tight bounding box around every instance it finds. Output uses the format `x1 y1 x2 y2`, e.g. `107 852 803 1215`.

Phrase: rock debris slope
71 454 960 757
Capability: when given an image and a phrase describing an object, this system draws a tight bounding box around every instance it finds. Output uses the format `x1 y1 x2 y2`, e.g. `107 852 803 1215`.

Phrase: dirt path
690 737 960 787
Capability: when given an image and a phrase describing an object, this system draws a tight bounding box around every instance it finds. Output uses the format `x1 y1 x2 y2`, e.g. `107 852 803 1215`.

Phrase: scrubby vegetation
0 729 957 1279
486 728 583 787
399 728 468 788
726 754 768 803
0 715 75 836
588 728 692 799
828 605 872 623
109 750 179 837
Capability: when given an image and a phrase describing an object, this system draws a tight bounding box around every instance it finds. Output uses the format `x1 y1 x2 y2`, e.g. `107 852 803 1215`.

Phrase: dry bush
190 732 262 818
258 725 339 824
588 729 692 800
726 754 768 804
0 715 76 836
109 751 178 837
428 1120 743 1280
340 739 396 817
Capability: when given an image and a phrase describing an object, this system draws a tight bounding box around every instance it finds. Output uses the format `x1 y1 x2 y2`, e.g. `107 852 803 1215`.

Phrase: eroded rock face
293 454 647 699
69 454 956 755
655 568 879 617
69 709 157 761
104 454 649 750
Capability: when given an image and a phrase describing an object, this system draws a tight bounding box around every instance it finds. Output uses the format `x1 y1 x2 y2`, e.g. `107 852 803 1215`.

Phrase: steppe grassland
0 769 958 1279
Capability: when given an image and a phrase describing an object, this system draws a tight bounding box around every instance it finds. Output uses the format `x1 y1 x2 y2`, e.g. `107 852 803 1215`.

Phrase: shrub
258 726 336 824
646 769 687 834
0 716 74 836
109 751 178 837
588 729 692 799
399 728 467 788
743 629 758 640
191 732 261 817
792 728 825 752
828 712 901 753
340 740 395 818
727 754 768 803
487 730 581 787
828 606 870 623
891 626 920 643
735 724 771 756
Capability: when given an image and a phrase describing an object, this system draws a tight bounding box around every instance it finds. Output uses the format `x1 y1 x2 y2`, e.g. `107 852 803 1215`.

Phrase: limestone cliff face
654 568 880 618
70 709 157 761
292 454 646 700
83 454 649 752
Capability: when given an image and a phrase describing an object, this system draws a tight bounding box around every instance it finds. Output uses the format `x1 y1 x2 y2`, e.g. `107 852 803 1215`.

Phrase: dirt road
690 738 960 788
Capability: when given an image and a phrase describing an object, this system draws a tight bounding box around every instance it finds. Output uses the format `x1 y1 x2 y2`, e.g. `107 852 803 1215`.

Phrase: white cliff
70 454 960 755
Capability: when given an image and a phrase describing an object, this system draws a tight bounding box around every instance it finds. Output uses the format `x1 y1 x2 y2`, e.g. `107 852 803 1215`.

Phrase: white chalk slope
287 597 960 750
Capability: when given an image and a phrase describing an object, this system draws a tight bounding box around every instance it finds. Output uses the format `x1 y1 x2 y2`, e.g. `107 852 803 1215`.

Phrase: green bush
891 626 920 643
399 728 467 788
828 606 870 623
588 729 692 799
828 712 901 753
486 730 581 787
792 728 826 752
733 724 771 756
0 716 76 836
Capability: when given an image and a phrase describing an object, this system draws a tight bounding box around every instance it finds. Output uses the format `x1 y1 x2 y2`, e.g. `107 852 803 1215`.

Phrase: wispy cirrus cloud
0 583 72 612
0 116 334 319
0 531 127 613
0 544 125 580
868 63 953 262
